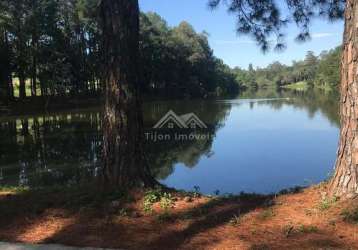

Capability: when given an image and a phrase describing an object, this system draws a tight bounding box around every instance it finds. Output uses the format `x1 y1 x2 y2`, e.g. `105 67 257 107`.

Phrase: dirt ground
0 184 357 250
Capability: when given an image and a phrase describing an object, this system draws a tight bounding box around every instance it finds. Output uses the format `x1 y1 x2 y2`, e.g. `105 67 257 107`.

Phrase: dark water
0 89 340 194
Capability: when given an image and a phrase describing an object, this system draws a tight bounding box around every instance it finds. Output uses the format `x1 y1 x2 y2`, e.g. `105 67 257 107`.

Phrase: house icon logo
153 110 207 129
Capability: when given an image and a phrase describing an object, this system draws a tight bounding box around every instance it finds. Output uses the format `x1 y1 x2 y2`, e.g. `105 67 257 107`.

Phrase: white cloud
311 32 337 38
213 39 256 45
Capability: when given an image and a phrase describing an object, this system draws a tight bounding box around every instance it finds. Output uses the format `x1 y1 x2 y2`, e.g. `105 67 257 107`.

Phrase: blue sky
139 0 344 69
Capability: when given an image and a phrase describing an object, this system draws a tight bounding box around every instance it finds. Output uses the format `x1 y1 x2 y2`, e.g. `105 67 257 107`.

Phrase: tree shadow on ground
0 186 353 250
37 192 275 249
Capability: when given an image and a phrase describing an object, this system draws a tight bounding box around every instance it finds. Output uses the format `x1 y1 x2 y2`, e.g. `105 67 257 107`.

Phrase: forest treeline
0 1 240 103
0 0 341 104
234 46 341 90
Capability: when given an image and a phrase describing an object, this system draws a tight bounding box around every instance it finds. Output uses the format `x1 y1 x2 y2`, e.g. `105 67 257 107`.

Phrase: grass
143 189 162 213
7 77 43 98
0 186 29 193
281 223 318 237
12 78 36 98
257 208 275 220
341 206 358 224
142 188 175 214
282 81 309 91
317 196 338 211
296 224 318 233
160 192 174 211
229 214 242 226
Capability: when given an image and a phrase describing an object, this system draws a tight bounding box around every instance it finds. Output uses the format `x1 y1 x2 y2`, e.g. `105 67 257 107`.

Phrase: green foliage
140 13 241 97
233 47 341 91
0 4 241 101
315 47 341 89
159 192 174 211
209 0 344 51
143 189 162 213
142 189 175 214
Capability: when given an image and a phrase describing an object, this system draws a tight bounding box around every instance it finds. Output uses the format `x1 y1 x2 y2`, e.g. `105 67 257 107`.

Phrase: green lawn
12 78 40 97
282 81 309 91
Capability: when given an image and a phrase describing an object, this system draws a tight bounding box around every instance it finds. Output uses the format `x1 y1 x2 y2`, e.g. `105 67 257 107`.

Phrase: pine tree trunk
31 36 37 97
30 0 38 97
19 75 26 99
0 32 7 103
329 0 358 198
0 30 12 103
99 0 157 189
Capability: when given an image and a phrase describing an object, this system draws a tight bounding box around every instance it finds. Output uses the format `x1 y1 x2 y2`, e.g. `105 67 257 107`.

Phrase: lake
0 89 340 194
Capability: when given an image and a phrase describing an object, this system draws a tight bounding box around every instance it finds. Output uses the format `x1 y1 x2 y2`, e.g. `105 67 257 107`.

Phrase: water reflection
0 89 340 194
0 112 102 186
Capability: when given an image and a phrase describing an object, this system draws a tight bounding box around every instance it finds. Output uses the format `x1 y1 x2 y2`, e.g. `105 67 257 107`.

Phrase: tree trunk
31 35 37 97
30 0 38 97
99 0 157 189
329 0 358 198
0 36 7 103
19 74 26 99
0 30 12 104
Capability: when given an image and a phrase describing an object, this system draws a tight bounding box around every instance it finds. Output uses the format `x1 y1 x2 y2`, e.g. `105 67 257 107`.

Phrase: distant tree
315 46 341 88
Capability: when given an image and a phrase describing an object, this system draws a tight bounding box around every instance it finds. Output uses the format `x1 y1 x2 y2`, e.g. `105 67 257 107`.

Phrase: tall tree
11 0 29 99
28 0 40 97
0 1 13 103
0 28 12 103
329 0 358 197
99 0 156 188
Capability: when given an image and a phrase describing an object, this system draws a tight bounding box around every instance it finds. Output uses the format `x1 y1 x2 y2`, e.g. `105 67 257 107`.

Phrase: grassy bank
0 184 357 249
281 81 337 92
281 81 309 91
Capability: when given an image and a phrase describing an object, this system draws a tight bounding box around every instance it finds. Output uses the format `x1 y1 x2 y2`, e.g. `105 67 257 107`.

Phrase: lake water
0 89 340 194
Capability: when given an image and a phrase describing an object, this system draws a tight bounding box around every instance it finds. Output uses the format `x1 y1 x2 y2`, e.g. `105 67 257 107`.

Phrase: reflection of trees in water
144 100 232 180
0 101 232 187
0 111 102 187
242 88 339 127
147 134 214 180
287 90 339 127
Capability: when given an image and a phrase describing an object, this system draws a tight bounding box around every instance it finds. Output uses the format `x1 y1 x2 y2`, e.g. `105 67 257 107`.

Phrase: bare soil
0 184 357 250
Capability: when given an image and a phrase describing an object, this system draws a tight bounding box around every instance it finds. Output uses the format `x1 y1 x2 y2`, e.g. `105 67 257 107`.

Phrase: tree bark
329 0 358 198
30 0 38 97
0 34 8 103
0 30 13 104
19 74 26 99
99 0 157 189
31 34 37 97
